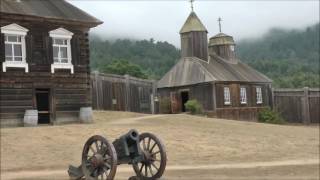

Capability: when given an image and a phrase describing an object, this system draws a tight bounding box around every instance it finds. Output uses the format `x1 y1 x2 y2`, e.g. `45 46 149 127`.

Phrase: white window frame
49 28 74 74
230 45 235 52
53 39 69 64
223 87 231 105
240 87 247 104
1 23 29 73
256 86 263 104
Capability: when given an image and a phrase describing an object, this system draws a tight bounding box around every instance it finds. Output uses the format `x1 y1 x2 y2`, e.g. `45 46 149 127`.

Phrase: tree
99 60 148 79
237 23 319 88
89 37 180 79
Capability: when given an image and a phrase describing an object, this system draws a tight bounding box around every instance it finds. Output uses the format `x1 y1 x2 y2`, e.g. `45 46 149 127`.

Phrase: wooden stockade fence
91 74 319 124
272 87 320 124
91 72 157 114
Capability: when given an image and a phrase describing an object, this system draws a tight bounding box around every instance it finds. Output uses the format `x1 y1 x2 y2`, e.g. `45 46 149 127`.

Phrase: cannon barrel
123 129 139 145
112 129 141 164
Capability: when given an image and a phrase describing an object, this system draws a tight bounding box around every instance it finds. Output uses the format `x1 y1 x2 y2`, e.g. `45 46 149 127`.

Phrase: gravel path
2 159 318 180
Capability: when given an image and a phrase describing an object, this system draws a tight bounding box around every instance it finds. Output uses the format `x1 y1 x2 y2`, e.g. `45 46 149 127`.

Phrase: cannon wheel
132 133 167 179
81 135 117 180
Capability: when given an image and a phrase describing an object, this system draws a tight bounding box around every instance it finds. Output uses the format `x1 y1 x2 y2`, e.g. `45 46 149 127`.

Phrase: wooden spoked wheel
132 133 167 179
82 135 117 180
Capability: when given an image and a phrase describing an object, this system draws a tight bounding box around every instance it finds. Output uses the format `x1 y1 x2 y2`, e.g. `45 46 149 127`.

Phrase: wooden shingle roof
158 55 272 88
209 33 235 46
180 11 207 34
0 0 102 26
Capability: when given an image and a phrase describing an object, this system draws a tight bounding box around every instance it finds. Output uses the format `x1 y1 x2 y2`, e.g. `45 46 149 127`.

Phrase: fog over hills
89 23 319 88
70 0 319 47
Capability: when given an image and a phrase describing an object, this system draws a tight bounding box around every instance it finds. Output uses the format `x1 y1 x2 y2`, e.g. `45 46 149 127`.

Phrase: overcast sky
69 0 319 47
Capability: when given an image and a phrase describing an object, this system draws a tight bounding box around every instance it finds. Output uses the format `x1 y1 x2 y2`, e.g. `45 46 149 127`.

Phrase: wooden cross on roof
190 0 194 12
218 17 222 32
218 17 222 33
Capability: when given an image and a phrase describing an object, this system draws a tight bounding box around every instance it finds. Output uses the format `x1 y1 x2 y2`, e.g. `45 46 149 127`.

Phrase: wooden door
170 92 180 114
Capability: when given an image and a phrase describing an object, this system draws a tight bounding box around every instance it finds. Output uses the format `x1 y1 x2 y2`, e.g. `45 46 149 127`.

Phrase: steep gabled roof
158 56 272 88
0 0 102 26
180 11 207 34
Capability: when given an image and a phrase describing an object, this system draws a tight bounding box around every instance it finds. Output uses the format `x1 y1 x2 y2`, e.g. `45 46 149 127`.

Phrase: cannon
68 129 167 180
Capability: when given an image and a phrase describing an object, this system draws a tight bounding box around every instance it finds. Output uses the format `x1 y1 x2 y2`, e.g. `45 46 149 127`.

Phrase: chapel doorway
181 91 189 112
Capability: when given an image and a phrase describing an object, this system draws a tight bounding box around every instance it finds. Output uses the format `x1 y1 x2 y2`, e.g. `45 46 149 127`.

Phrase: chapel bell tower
180 0 208 61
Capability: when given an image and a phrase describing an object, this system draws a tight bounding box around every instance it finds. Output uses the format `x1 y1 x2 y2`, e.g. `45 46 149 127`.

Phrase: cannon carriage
68 129 167 180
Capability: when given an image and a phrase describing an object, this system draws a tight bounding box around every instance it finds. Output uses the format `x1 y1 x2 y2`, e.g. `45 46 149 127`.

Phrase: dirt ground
1 111 319 179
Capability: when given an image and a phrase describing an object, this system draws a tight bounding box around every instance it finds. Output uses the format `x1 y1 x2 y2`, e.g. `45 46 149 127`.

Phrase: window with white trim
1 23 29 72
5 35 23 61
256 87 263 104
49 28 74 74
240 87 247 104
224 87 231 105
53 38 69 63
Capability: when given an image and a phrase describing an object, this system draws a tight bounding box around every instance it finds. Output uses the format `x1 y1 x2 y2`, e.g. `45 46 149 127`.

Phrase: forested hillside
237 23 319 88
90 23 319 88
89 38 180 79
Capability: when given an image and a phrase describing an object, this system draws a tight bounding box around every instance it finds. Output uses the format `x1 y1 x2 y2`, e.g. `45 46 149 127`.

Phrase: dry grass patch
1 111 319 174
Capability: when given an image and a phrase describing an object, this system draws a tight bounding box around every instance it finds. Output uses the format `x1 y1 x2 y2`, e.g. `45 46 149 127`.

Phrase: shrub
258 107 285 124
159 97 171 114
185 99 203 114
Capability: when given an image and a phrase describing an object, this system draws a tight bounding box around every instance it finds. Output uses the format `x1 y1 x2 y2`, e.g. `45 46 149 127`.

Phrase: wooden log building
158 10 273 121
0 0 102 126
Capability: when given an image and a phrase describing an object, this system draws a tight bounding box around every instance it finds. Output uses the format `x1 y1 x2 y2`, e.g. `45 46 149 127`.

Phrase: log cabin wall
0 14 92 126
157 82 272 121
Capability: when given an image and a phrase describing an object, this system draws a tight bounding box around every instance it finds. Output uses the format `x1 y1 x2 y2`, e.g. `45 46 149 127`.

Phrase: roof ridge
210 53 238 64
62 0 102 24
0 0 103 26
186 57 217 81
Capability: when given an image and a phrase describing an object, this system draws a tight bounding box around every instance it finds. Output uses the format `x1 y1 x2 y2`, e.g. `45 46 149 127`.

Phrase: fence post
151 80 157 114
125 74 131 112
150 93 154 114
271 87 275 110
94 71 99 110
302 87 310 124
212 82 217 111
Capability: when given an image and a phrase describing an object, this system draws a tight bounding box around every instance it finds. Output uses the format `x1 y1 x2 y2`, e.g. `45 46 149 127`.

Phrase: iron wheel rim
132 132 167 179
81 135 117 180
